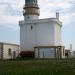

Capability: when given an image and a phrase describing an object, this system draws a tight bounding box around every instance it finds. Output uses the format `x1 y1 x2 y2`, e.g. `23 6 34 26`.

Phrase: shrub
20 51 34 58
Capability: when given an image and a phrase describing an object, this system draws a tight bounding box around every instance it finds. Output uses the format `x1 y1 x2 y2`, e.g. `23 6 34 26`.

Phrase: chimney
56 12 59 20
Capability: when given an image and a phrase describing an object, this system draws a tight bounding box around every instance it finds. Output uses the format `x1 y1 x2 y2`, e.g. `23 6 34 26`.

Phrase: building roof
0 42 19 46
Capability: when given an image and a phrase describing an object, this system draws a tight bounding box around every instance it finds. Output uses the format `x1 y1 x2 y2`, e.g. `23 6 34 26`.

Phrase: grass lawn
0 59 75 75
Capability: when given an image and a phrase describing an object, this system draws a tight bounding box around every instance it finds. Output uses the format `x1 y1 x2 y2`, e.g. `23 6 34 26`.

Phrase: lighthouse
19 0 65 58
23 0 40 20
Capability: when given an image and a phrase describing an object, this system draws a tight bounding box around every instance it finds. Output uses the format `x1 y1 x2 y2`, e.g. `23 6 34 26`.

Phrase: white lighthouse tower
19 0 65 58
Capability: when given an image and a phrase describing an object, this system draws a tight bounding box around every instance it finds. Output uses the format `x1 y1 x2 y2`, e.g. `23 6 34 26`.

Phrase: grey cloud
0 2 22 16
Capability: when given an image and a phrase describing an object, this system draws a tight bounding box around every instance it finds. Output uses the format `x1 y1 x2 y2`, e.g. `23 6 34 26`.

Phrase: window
8 48 12 55
31 25 33 30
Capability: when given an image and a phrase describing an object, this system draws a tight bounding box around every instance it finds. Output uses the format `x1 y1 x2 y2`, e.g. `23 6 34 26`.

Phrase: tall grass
0 59 75 75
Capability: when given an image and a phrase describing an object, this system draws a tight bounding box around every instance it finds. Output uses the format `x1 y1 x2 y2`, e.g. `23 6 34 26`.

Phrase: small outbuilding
0 42 19 59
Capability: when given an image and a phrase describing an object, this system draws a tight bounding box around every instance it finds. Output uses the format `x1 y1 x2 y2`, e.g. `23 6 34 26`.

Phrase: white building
19 0 65 58
0 42 19 59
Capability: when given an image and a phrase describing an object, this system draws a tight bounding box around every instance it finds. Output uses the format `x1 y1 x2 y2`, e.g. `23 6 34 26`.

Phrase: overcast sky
0 0 75 50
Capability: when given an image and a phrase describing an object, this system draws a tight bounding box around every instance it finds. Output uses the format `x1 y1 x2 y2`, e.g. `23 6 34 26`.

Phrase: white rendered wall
54 23 62 46
54 23 61 45
20 22 37 51
19 18 62 51
36 22 55 46
24 15 39 21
